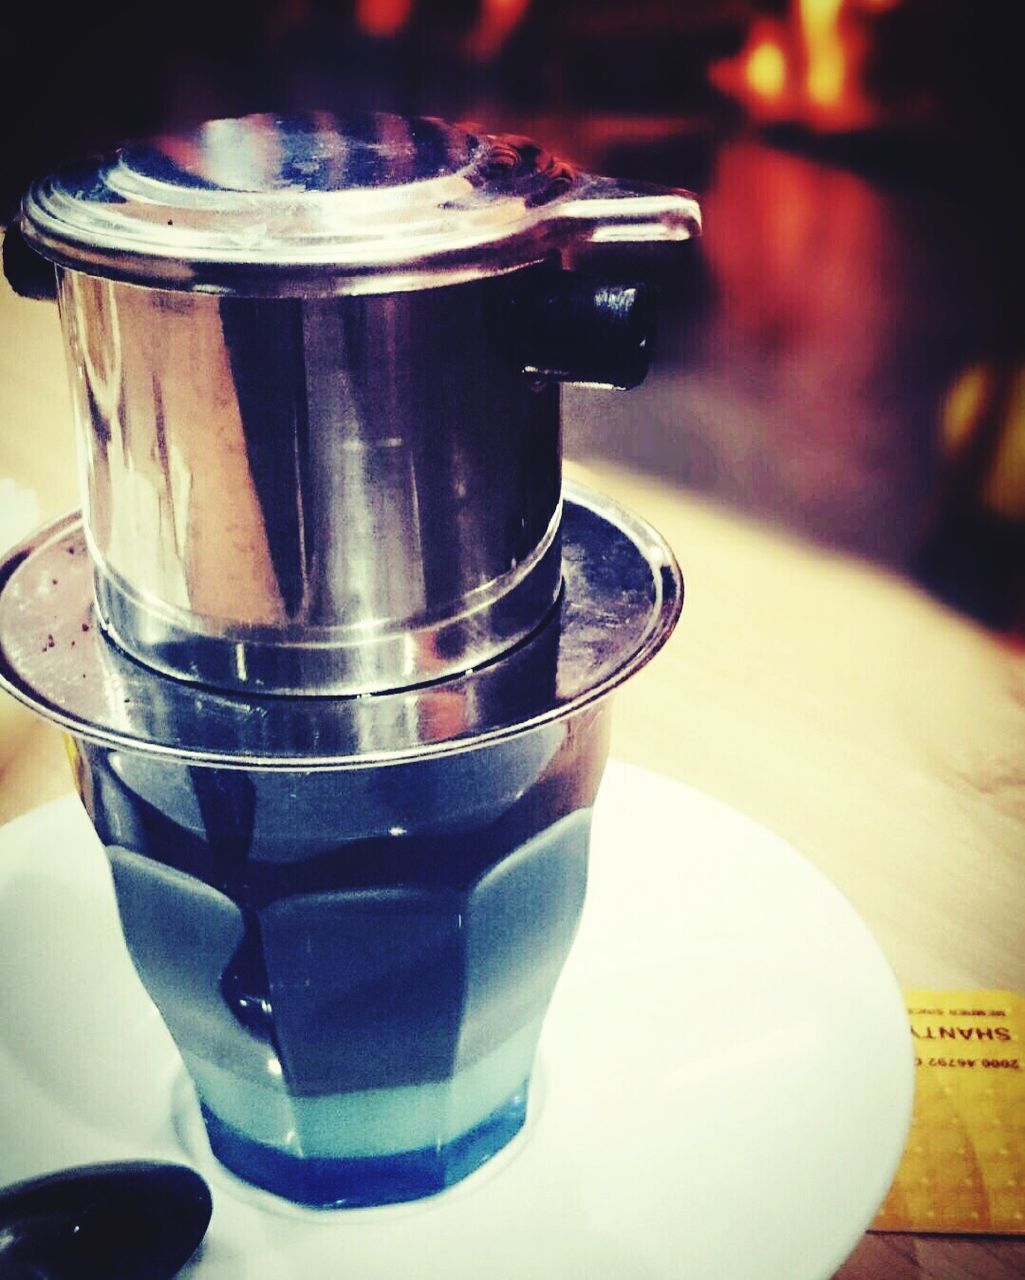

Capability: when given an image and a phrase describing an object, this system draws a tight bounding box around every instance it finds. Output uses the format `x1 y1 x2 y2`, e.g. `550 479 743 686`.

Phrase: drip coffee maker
0 112 699 1207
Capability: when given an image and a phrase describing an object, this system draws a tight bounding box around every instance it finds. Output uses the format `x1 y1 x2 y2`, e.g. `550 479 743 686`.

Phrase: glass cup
68 707 610 1208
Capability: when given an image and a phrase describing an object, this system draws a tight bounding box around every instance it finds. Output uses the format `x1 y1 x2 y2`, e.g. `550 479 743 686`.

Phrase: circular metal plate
0 485 682 768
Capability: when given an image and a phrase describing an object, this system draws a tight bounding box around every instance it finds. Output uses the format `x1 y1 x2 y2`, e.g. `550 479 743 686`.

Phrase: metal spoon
0 1161 212 1279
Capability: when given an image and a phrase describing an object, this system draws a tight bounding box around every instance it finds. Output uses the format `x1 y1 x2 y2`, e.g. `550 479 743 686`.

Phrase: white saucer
0 761 912 1279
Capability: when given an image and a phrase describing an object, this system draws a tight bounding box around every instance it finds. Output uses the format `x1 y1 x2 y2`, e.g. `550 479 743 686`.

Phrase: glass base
201 1085 529 1208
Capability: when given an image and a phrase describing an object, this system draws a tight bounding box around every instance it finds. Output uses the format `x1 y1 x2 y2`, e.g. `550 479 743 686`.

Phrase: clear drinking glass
69 707 610 1207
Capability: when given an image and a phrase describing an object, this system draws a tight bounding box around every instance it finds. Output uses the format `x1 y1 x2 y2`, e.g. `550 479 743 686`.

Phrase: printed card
873 990 1024 1234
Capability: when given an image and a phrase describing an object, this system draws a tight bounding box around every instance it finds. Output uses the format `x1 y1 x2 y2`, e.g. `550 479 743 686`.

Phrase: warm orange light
806 44 846 105
942 364 1025 523
711 0 895 129
800 0 847 106
985 369 1025 522
355 0 414 39
464 0 532 61
746 40 788 100
943 365 992 452
801 0 845 38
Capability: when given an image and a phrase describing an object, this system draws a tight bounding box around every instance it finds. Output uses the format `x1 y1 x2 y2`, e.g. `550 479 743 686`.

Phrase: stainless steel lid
20 112 701 296
0 484 682 768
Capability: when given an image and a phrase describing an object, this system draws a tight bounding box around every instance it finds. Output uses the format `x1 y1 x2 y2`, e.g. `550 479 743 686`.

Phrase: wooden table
2 274 1023 1277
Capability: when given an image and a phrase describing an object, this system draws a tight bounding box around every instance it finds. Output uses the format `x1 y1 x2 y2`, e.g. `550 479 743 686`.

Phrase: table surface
1 274 1023 1278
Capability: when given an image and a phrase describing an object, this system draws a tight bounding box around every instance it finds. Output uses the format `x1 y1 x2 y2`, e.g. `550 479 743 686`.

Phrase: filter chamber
56 269 562 695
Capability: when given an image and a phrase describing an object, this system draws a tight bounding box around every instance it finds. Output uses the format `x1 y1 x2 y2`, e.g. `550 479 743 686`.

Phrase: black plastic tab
504 267 655 390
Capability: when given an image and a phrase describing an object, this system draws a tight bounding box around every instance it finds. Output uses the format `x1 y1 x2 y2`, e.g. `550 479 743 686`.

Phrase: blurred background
2 0 1024 631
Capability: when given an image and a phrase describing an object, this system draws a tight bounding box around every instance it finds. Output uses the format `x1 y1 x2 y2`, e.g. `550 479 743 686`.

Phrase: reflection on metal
22 113 700 296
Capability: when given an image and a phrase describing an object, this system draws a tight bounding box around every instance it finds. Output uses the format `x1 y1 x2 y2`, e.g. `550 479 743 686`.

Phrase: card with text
873 990 1024 1234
